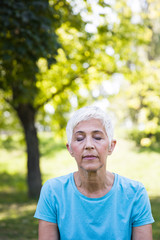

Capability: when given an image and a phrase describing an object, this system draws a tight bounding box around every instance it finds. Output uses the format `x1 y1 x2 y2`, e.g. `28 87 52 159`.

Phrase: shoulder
116 174 144 189
47 172 73 185
115 174 154 221
42 173 73 193
115 174 146 197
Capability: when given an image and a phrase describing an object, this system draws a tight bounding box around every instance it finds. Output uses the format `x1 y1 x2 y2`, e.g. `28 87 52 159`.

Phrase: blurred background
0 0 160 239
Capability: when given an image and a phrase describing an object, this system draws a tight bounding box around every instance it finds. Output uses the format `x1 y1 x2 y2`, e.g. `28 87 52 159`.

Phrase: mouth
82 155 98 160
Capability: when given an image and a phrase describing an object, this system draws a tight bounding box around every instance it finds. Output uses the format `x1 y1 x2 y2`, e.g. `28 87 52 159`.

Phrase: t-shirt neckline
71 172 117 201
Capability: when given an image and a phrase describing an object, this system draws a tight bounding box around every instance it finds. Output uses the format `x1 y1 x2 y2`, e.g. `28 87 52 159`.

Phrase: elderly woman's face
67 118 115 172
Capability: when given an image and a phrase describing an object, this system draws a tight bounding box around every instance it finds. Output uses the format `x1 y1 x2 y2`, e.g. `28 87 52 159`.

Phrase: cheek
70 143 81 156
71 141 84 150
71 143 77 152
99 145 109 155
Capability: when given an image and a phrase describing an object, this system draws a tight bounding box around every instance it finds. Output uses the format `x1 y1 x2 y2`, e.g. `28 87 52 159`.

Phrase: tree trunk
16 104 42 198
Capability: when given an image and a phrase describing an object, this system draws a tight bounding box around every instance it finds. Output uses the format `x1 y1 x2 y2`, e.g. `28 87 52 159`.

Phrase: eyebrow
74 130 104 135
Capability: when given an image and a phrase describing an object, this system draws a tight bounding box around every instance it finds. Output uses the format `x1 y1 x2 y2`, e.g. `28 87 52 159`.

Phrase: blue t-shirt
34 173 154 240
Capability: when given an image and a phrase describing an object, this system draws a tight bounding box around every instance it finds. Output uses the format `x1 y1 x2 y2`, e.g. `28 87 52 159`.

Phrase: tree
0 0 75 197
123 0 160 147
0 0 148 197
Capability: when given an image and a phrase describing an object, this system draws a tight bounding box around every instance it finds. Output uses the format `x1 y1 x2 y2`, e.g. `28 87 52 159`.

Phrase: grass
0 132 160 239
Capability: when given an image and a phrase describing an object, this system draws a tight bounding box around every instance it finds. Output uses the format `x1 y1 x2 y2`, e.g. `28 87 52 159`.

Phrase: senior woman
34 106 154 240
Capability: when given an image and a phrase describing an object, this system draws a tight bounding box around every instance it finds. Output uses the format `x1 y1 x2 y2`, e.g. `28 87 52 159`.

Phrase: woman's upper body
34 106 154 240
35 172 154 240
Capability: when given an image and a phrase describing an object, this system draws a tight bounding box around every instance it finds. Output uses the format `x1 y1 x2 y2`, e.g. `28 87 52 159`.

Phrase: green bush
128 128 160 148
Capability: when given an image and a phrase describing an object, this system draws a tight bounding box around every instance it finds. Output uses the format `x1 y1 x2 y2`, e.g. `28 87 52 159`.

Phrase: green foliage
0 0 60 106
0 1 58 61
0 95 21 132
34 0 151 133
128 128 160 149
126 58 160 147
0 0 151 130
146 0 160 60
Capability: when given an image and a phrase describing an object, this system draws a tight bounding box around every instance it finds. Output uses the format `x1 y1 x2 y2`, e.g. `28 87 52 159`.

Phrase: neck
74 169 114 198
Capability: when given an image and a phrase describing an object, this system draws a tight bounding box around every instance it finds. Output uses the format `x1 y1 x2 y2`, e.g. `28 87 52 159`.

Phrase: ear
108 139 116 155
66 143 74 156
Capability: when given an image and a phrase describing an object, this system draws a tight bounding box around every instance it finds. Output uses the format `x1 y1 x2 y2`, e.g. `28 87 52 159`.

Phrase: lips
82 155 98 160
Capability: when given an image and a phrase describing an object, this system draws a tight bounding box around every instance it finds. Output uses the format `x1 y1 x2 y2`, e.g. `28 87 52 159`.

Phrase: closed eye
76 137 84 141
94 137 102 140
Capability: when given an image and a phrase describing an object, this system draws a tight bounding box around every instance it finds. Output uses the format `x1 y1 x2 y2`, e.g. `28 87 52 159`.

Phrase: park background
0 0 160 239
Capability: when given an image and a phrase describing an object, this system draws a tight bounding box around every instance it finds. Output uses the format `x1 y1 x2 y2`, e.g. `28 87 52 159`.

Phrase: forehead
73 118 106 134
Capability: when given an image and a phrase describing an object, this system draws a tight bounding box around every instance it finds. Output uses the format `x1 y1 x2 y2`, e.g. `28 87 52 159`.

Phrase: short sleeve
132 183 154 227
34 180 57 223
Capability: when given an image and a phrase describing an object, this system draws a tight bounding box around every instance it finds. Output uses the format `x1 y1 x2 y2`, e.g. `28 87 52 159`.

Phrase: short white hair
66 106 114 147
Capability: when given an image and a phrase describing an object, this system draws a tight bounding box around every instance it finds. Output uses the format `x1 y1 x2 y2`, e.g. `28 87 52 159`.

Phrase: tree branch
36 76 78 110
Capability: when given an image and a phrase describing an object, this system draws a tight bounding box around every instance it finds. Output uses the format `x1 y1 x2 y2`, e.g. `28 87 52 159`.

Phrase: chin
80 164 103 172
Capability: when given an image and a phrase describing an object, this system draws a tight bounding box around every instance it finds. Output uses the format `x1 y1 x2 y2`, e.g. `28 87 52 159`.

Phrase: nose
84 137 94 149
